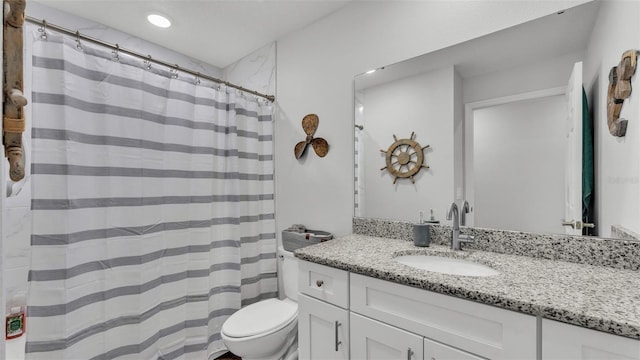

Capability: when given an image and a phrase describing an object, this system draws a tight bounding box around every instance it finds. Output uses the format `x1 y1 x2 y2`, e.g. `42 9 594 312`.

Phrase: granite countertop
294 234 640 340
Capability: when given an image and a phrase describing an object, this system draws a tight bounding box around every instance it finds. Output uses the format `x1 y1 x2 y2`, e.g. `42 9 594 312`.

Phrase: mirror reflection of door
563 61 584 236
466 91 568 234
466 62 585 235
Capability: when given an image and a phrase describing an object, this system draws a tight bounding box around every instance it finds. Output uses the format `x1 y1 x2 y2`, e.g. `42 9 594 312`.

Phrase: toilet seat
222 298 297 338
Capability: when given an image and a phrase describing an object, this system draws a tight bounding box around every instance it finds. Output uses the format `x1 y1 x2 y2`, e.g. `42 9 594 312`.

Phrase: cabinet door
542 319 640 360
424 338 484 360
351 312 423 360
298 294 349 360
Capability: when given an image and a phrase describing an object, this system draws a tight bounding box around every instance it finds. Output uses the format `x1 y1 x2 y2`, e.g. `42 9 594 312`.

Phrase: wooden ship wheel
380 132 430 184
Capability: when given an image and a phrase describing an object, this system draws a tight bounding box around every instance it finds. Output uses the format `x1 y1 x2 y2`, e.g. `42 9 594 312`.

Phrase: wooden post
3 0 27 181
606 50 638 137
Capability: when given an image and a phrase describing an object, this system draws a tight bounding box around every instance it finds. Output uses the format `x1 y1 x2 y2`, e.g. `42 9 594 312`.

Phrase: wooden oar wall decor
607 49 638 137
3 0 28 181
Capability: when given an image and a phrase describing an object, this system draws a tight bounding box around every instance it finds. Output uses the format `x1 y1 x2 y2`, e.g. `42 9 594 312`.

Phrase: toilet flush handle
316 280 324 287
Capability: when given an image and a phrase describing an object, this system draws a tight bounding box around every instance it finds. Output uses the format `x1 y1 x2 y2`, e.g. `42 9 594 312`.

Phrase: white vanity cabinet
542 319 640 360
298 261 350 360
350 273 537 360
298 260 538 360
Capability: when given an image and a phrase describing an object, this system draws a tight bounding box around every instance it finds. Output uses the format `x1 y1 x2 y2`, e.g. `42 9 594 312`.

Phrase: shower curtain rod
25 16 276 102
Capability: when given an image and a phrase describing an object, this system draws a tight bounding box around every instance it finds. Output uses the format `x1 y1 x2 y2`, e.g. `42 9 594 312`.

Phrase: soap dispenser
412 211 431 247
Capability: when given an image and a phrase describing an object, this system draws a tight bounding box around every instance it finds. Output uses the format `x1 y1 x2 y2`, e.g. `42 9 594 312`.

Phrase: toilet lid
222 298 297 338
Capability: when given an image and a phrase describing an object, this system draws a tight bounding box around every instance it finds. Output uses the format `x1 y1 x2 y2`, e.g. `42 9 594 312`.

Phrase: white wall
360 67 454 222
276 0 589 236
583 1 640 237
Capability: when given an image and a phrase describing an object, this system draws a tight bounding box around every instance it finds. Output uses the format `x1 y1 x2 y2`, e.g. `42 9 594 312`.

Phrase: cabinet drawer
350 273 536 360
542 319 640 360
298 260 349 308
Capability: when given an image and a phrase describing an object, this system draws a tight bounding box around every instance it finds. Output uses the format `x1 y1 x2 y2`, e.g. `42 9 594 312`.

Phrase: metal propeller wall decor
380 132 430 184
294 113 329 159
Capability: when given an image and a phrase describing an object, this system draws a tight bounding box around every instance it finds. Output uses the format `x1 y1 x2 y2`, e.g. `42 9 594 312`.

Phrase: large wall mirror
354 1 639 240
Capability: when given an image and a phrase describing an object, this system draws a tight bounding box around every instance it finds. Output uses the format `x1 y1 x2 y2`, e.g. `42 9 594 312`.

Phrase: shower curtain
26 30 276 359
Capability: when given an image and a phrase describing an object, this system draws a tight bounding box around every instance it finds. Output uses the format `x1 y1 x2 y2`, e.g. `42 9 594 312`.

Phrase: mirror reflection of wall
355 67 457 222
470 94 566 234
354 1 640 239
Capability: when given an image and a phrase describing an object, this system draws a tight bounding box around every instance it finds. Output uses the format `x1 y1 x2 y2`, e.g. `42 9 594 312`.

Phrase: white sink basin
394 255 500 277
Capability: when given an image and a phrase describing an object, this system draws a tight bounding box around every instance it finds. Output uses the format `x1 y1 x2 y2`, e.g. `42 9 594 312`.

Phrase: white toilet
221 248 299 360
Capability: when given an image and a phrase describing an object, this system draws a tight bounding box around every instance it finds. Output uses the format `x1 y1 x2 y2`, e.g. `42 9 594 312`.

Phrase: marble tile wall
353 217 640 271
223 42 276 98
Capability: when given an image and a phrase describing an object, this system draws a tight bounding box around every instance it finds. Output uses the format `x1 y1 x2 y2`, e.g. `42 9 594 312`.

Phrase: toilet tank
278 248 298 301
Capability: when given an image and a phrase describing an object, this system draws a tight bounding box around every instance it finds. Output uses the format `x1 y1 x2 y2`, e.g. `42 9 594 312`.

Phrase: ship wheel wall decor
380 132 430 184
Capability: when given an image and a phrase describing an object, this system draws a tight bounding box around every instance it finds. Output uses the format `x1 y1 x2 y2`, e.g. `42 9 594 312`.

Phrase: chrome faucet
446 202 475 250
460 200 470 226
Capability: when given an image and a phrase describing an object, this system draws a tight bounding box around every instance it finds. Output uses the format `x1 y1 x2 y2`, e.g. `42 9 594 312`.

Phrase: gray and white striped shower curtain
26 30 276 359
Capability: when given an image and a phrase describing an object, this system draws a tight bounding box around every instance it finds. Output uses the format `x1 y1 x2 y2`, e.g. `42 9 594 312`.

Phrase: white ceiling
32 0 353 69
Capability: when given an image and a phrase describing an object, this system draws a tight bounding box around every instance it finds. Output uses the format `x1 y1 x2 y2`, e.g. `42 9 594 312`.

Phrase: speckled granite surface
353 217 640 271
294 234 640 340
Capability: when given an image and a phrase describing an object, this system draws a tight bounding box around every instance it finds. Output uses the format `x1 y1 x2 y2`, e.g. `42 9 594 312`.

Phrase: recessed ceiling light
147 13 171 28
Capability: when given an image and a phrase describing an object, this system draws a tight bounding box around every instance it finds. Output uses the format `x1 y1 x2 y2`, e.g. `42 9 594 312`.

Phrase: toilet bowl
221 248 299 360
221 298 297 360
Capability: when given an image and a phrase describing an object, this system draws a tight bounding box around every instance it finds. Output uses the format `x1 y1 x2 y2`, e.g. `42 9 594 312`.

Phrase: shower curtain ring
112 44 120 62
38 20 47 40
170 64 179 79
195 73 201 85
75 31 83 51
144 55 152 70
